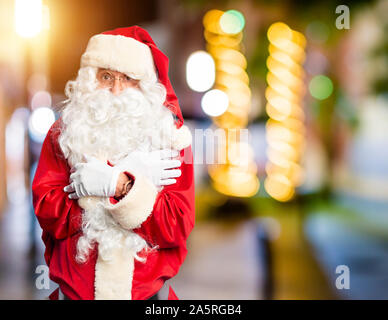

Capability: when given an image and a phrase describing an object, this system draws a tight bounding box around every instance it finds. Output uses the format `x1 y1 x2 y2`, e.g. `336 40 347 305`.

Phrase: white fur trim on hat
81 34 157 81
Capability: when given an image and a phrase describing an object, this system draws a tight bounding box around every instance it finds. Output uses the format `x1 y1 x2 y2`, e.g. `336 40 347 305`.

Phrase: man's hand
116 149 182 188
63 155 121 199
114 172 133 198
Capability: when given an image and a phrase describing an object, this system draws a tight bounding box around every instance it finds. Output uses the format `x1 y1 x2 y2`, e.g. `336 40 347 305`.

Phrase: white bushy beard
58 67 176 264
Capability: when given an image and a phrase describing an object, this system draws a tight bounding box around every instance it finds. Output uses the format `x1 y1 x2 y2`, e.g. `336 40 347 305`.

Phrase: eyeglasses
97 70 139 88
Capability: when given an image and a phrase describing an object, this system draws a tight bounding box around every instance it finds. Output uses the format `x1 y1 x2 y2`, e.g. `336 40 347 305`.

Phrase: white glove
116 149 182 187
64 155 121 199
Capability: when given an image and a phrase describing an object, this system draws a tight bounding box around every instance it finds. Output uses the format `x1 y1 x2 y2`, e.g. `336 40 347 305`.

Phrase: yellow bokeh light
266 123 304 146
266 104 291 122
227 141 255 166
204 30 243 48
265 86 300 105
292 30 307 48
267 54 303 78
264 173 295 202
210 165 260 198
204 9 256 198
267 22 292 43
266 76 299 102
208 46 247 69
265 22 307 202
203 9 224 34
214 111 248 129
216 73 251 93
226 91 251 110
266 71 304 95
216 61 249 83
275 118 305 134
265 161 305 186
265 99 305 122
266 118 304 134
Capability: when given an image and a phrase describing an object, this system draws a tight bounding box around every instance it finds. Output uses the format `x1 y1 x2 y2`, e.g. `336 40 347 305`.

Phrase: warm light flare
15 0 43 38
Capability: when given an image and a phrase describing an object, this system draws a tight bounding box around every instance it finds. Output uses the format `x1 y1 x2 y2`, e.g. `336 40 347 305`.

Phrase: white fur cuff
103 173 157 230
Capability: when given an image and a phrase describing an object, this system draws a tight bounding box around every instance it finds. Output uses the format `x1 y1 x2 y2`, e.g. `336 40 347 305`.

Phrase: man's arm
104 147 195 249
134 146 194 248
32 120 82 240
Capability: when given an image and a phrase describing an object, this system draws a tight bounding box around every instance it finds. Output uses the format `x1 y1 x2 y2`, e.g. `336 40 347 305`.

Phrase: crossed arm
32 121 195 250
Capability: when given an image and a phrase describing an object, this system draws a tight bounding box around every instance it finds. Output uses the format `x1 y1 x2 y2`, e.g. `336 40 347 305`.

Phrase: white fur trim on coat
81 34 157 82
173 125 192 151
94 238 136 300
103 172 158 230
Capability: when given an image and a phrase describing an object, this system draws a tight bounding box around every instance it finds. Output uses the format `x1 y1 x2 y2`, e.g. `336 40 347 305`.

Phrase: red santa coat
32 119 195 300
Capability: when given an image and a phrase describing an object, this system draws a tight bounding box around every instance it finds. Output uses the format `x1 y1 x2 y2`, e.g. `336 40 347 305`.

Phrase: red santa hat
80 25 184 129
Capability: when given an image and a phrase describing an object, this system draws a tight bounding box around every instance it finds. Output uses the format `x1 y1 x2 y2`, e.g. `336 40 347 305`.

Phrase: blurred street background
0 0 388 299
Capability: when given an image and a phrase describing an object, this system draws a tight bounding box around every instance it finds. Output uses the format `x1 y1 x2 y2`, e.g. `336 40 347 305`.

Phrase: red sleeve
134 146 195 249
32 120 82 240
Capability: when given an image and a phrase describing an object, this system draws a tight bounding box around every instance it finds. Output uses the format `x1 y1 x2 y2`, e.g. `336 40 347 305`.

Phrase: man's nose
111 79 123 95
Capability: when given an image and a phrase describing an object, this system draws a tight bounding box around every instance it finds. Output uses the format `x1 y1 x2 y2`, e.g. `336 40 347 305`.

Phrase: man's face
96 68 140 95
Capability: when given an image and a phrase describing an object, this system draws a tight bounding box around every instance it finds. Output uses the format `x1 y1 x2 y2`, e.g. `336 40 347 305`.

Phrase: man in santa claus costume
32 26 195 300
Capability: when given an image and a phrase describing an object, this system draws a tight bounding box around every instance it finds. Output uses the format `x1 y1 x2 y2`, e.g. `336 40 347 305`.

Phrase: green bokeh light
305 21 330 44
219 10 245 34
309 75 333 100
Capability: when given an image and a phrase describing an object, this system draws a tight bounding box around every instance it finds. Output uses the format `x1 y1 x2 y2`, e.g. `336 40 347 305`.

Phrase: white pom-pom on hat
172 125 192 151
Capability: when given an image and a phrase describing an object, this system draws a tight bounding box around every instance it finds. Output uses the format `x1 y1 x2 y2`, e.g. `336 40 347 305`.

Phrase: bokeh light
264 22 307 202
267 22 292 44
219 10 245 35
186 51 216 92
305 21 330 44
203 9 258 198
201 89 229 117
309 75 334 100
31 91 52 110
14 0 43 38
264 173 295 202
28 107 55 142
